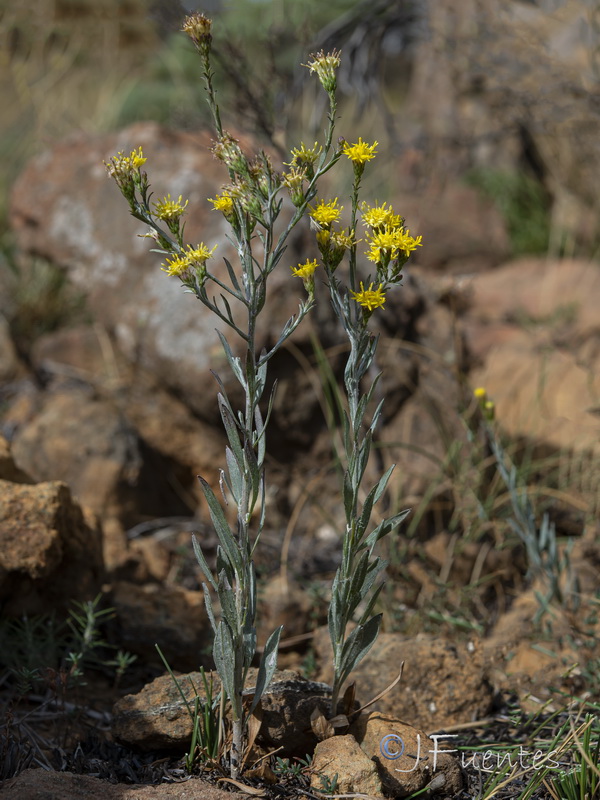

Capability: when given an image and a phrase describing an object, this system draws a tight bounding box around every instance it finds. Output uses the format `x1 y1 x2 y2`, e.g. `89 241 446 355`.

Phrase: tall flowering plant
106 13 421 777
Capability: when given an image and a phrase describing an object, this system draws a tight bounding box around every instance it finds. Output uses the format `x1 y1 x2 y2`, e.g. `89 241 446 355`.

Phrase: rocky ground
2 1 600 798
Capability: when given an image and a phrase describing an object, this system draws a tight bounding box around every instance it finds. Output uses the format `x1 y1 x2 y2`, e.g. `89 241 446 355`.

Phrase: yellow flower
161 254 190 278
185 243 217 264
209 191 235 216
288 141 322 167
291 259 318 280
396 228 423 257
104 147 146 180
130 146 147 169
153 194 189 221
366 225 422 263
361 201 401 229
474 387 487 401
366 225 403 263
350 282 386 312
303 49 341 93
282 167 307 207
309 198 342 228
343 138 378 166
161 243 216 278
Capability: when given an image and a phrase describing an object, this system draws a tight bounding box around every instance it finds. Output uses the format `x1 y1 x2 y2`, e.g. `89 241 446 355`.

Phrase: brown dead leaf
310 706 335 740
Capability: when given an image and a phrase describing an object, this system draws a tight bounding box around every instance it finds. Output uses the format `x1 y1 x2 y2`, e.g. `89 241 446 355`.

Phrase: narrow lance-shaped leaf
250 625 282 714
198 476 243 574
225 446 242 503
202 583 218 634
213 621 239 719
216 330 245 387
192 534 217 590
356 464 395 541
360 508 411 554
217 570 239 634
337 614 382 689
219 394 244 467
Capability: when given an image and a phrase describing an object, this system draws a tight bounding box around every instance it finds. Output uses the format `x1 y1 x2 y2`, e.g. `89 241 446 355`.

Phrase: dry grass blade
350 664 404 718
218 777 266 795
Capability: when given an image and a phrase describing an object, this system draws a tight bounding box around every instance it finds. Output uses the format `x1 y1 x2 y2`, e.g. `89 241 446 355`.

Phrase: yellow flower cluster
361 202 402 230
162 243 217 278
365 225 422 264
350 282 386 312
343 138 378 166
209 191 235 216
291 259 318 280
154 194 189 221
304 49 341 93
309 198 342 228
105 146 147 180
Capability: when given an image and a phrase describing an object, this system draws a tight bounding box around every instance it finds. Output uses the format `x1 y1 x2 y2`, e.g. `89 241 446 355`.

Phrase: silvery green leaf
356 465 395 541
360 509 411 554
225 446 242 503
357 582 385 627
243 628 257 669
219 394 244 466
202 583 218 633
222 256 241 293
216 545 234 585
218 571 238 633
216 330 245 387
338 614 382 687
343 471 354 521
250 625 282 714
213 621 239 718
198 477 243 574
192 534 217 590
369 397 385 433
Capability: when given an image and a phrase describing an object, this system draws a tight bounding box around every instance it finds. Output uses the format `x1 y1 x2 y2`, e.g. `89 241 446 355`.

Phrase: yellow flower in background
343 137 378 166
309 198 342 228
154 194 189 221
350 282 386 312
291 259 318 280
474 387 487 401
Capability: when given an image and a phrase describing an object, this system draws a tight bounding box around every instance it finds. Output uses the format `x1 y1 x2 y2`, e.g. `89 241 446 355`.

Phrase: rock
311 734 383 798
112 669 332 756
406 0 600 249
0 313 21 382
108 581 210 671
9 122 316 422
464 258 600 456
0 434 32 484
0 480 103 616
0 769 246 800
315 630 493 732
352 711 463 798
8 382 203 527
